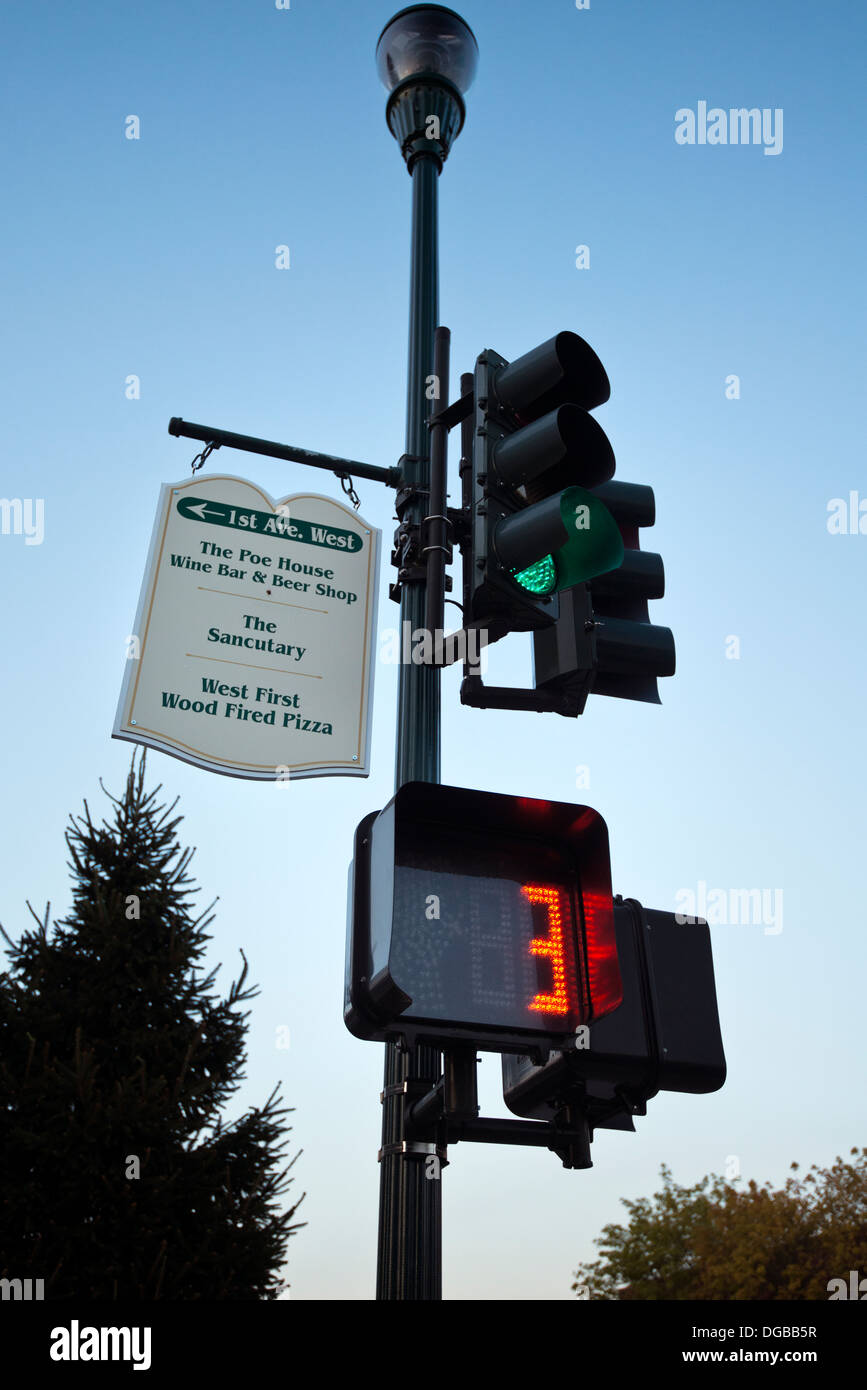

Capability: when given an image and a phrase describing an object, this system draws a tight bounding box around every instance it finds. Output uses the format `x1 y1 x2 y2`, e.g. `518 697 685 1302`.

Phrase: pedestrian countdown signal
345 783 622 1052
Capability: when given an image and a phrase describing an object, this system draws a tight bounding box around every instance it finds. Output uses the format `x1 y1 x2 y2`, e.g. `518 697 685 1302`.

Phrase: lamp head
377 6 478 170
376 5 478 96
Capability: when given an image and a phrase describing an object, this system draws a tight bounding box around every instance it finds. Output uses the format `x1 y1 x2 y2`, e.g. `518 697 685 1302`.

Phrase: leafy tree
573 1152 867 1299
0 754 304 1299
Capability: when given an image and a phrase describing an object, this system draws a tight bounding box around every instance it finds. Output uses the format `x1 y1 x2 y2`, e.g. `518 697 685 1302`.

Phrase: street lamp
377 4 478 170
375 5 478 1302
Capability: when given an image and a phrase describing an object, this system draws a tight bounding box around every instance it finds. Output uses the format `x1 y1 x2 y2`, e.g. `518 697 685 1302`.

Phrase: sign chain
339 472 362 511
190 440 222 475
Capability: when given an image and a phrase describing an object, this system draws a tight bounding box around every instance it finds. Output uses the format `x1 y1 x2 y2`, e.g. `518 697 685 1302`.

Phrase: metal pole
425 327 451 638
395 153 441 788
377 149 443 1301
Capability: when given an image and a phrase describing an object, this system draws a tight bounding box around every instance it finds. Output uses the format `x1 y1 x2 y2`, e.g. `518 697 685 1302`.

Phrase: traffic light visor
506 487 625 595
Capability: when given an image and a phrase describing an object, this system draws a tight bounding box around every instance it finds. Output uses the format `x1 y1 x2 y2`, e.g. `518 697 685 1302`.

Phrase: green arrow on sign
176 496 363 553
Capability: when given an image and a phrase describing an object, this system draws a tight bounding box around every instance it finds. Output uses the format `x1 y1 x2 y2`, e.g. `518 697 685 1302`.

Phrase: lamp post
375 5 478 1300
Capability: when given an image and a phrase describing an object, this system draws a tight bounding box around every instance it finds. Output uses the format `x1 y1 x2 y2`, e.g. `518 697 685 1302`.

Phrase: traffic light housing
466 332 624 636
532 480 676 711
501 898 726 1134
345 782 623 1053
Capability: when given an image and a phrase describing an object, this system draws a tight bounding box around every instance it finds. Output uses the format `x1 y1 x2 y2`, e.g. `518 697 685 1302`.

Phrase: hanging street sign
113 475 380 779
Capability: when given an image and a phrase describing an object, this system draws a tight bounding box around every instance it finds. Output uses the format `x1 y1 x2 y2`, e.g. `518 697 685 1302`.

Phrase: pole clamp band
380 1082 408 1103
378 1141 447 1164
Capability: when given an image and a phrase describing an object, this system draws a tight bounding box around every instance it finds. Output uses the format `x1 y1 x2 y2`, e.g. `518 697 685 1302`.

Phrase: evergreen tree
0 754 304 1299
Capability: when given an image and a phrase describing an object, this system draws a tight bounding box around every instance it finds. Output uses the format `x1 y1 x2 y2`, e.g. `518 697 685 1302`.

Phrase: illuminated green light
512 554 556 595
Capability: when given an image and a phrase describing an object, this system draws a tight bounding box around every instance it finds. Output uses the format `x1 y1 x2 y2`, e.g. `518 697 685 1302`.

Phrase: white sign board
114 475 380 779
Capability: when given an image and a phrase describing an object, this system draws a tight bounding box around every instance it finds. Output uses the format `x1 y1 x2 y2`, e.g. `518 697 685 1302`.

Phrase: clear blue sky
1 0 865 1299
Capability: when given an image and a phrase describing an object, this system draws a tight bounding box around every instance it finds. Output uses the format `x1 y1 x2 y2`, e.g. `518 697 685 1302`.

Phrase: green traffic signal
513 554 557 596
501 486 625 596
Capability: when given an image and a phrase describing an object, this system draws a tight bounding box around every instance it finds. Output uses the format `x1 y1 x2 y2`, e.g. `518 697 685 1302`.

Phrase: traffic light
466 332 624 636
345 783 623 1053
501 897 726 1136
532 480 676 711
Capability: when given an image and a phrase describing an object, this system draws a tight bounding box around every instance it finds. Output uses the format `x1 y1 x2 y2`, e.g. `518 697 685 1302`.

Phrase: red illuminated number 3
522 884 569 1016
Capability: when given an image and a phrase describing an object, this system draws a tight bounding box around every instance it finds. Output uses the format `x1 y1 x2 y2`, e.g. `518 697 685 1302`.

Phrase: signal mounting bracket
460 670 587 717
406 1049 594 1169
389 519 453 604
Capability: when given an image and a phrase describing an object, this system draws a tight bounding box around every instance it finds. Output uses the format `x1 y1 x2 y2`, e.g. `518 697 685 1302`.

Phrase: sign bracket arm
168 417 403 489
